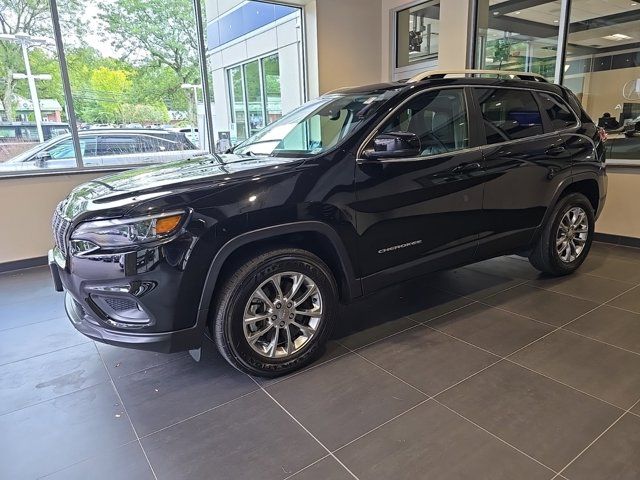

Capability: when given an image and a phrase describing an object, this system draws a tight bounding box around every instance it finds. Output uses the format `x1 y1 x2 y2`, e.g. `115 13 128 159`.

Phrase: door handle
546 146 566 155
452 162 481 173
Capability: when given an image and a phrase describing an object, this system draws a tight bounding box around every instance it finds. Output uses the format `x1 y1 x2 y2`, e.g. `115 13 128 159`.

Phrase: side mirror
34 151 51 168
363 131 421 160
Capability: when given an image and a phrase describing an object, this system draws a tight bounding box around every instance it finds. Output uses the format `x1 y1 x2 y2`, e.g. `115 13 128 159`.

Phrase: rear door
474 87 572 257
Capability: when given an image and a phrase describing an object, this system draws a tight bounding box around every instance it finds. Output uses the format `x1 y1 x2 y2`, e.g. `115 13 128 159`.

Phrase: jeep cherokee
49 70 607 377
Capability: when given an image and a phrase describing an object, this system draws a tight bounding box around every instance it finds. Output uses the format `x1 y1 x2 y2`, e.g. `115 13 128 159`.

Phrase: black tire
212 248 338 377
529 192 595 276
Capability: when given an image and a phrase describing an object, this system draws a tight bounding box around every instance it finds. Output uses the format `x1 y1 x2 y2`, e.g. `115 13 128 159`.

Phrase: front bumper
49 243 206 354
63 291 196 352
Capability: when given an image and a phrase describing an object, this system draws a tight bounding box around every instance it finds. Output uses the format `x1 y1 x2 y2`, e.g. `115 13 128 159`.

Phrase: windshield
233 90 400 157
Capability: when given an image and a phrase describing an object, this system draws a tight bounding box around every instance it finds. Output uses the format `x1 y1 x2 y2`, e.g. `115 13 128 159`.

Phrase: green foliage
98 0 199 82
122 102 170 124
493 39 512 65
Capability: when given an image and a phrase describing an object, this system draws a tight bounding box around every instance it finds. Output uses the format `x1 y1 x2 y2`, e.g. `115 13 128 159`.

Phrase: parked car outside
0 122 70 161
1 128 204 171
49 70 607 377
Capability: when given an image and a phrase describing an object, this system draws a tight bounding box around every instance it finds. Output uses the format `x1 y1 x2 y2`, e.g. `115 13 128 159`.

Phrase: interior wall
312 0 383 93
575 68 640 121
596 169 640 239
0 172 105 264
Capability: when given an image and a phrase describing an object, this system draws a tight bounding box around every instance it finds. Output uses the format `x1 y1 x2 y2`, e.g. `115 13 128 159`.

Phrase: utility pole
0 33 52 142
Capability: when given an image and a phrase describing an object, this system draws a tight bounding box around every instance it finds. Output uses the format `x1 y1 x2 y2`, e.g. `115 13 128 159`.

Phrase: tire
212 248 338 377
529 192 595 276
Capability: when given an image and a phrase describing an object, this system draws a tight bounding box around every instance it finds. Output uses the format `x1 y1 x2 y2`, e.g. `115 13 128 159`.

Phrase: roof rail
407 69 549 83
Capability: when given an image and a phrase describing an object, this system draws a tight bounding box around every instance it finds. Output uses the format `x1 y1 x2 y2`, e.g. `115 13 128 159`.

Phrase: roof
7 96 63 112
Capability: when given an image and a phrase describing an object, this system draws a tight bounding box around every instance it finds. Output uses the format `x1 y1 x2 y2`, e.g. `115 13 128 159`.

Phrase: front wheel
212 248 338 377
529 192 595 276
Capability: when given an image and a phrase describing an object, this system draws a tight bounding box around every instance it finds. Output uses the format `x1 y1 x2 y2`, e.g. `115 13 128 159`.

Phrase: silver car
0 129 205 171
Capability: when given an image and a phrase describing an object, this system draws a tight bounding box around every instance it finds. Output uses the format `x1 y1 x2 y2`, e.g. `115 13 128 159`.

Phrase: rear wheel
212 248 338 377
529 192 594 276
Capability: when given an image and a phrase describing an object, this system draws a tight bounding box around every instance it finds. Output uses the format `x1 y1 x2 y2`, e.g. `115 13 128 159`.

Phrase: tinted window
476 88 543 144
96 136 142 156
537 92 577 130
380 88 469 156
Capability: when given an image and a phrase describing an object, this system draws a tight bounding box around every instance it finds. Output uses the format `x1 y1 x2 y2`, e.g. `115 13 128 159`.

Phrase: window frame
391 0 440 81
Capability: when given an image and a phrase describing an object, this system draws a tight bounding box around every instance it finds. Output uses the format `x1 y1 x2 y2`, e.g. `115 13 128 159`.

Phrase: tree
98 0 200 85
121 102 169 124
80 66 131 123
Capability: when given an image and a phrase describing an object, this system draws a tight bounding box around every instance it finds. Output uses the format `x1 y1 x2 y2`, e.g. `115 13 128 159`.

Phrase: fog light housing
89 293 152 328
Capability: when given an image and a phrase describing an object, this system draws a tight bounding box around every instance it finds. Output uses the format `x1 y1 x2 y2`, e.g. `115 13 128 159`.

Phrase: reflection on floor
2 242 640 479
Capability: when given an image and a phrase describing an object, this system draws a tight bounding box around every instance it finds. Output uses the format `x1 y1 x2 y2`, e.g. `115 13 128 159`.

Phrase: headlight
71 211 186 249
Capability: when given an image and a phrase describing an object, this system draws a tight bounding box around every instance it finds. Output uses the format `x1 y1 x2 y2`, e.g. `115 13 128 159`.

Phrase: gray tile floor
2 242 640 479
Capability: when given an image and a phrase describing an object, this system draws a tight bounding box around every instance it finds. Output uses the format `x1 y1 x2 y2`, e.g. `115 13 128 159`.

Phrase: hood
59 153 303 219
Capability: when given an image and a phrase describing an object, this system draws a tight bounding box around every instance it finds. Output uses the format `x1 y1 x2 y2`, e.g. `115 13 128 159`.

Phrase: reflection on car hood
59 153 302 219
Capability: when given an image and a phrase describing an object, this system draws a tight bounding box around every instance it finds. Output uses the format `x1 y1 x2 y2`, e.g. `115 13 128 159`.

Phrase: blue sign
207 1 298 51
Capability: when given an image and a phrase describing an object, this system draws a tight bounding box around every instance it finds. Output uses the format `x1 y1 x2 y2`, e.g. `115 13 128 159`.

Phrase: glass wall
565 1 640 164
0 0 210 174
55 0 206 168
0 0 71 171
396 1 440 69
476 0 561 80
475 0 640 165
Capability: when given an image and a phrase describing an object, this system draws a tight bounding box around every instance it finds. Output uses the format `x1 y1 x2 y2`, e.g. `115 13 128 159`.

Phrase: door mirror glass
364 131 421 159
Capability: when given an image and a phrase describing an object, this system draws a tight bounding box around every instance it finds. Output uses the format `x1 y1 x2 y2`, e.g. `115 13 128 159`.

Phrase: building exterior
0 97 63 122
203 0 305 146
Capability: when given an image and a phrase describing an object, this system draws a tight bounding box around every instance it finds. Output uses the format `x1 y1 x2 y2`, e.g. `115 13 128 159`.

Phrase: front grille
52 209 71 255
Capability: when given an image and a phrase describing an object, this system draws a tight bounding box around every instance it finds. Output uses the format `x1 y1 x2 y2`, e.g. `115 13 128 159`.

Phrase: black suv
49 70 607 377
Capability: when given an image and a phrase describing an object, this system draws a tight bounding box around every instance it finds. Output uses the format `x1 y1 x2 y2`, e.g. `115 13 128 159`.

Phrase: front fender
188 221 362 351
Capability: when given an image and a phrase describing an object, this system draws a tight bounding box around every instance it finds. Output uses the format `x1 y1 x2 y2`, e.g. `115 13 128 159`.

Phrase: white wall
311 0 383 93
0 172 105 264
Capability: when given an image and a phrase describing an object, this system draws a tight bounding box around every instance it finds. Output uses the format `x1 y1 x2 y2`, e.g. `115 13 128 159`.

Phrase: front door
353 87 485 291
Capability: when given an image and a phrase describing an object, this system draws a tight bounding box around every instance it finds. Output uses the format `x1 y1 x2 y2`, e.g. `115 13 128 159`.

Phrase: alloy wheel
556 206 589 263
243 272 323 358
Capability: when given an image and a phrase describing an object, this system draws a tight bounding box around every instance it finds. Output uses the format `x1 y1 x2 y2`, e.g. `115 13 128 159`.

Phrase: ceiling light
514 10 521 14
493 11 500 15
603 33 633 41
553 19 559 23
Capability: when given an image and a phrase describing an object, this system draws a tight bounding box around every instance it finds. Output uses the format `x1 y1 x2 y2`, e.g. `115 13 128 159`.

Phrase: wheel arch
194 221 362 340
531 174 601 249
559 177 600 213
